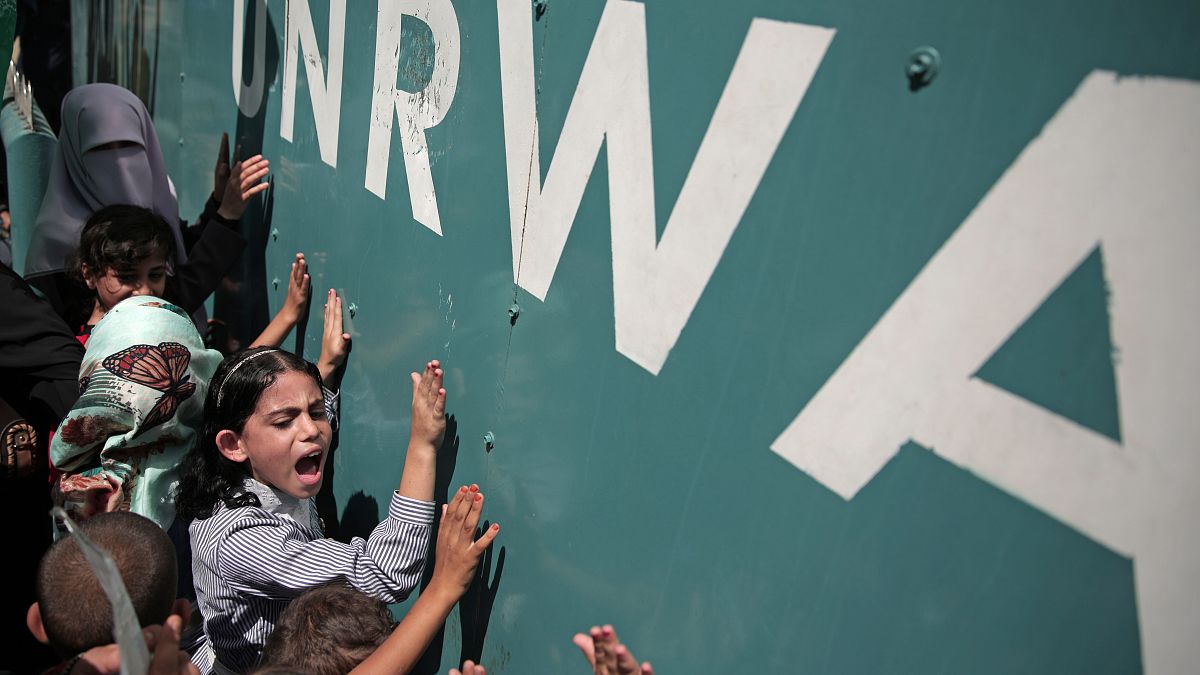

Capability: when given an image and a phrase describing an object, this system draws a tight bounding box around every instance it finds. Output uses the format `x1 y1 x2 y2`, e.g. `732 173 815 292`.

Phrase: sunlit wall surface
71 1 1200 672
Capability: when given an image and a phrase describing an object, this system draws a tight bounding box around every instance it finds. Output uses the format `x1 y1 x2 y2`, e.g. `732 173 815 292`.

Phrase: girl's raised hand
429 485 500 598
409 360 446 449
282 253 310 323
217 153 271 220
572 625 654 675
318 289 351 388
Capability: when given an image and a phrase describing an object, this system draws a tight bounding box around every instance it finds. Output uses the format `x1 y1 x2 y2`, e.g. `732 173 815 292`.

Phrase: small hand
148 613 201 675
409 360 446 449
318 289 351 387
430 485 500 598
572 625 654 675
217 153 270 220
449 660 486 675
212 132 230 202
282 253 310 323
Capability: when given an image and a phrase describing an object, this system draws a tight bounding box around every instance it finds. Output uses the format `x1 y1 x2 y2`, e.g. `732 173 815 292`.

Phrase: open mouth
295 449 323 486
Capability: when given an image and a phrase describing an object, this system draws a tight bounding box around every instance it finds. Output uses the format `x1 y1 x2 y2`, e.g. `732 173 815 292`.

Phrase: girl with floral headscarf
51 296 222 530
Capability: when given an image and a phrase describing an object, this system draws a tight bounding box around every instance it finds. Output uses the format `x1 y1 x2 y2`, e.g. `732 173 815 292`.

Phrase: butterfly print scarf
51 297 222 530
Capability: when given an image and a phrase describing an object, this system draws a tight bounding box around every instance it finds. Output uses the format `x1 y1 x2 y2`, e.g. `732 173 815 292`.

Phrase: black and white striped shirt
188 479 433 673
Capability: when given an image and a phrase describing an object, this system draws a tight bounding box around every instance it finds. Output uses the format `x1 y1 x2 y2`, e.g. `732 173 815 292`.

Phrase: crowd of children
1 81 655 675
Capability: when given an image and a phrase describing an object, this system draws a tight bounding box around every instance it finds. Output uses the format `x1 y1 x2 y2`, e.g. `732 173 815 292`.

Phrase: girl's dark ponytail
174 348 322 520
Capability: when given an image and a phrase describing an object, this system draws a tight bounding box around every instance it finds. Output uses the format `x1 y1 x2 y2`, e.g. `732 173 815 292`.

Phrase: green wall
74 0 1200 672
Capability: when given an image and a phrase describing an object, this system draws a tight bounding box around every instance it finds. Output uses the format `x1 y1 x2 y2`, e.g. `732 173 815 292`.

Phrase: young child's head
28 511 178 655
175 348 328 521
258 583 393 675
70 204 176 315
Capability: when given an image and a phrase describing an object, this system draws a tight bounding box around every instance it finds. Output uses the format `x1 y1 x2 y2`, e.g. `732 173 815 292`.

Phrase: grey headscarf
24 83 187 279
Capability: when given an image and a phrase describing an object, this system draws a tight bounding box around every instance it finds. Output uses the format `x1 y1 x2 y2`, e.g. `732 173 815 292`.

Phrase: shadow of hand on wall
459 530 506 665
411 415 472 674
333 490 380 544
434 415 461 503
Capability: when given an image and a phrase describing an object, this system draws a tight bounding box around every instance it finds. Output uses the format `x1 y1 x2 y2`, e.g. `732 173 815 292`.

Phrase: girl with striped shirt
174 349 457 674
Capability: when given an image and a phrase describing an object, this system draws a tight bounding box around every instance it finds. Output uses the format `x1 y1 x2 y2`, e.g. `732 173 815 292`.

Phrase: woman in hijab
23 82 268 326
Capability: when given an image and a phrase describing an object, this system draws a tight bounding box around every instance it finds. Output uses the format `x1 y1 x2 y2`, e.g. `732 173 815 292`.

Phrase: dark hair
36 511 177 655
67 204 177 283
259 583 393 675
174 348 323 521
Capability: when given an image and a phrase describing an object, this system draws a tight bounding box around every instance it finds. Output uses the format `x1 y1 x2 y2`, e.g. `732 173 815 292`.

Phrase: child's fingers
573 633 598 667
241 166 271 192
242 180 270 200
149 615 183 674
170 598 192 626
332 294 343 334
614 645 641 675
463 489 485 534
440 489 470 545
430 361 443 402
417 361 435 401
241 158 270 178
641 663 653 675
237 159 269 185
434 387 446 418
473 521 500 552
593 627 615 675
447 486 473 533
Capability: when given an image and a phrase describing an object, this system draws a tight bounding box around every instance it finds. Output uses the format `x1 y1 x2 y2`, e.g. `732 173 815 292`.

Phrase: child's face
85 252 169 311
231 370 332 499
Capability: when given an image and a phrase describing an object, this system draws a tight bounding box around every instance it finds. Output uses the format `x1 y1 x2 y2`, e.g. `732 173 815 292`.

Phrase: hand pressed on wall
409 360 446 450
458 522 505 665
318 289 351 391
573 625 654 675
282 253 310 324
216 151 270 221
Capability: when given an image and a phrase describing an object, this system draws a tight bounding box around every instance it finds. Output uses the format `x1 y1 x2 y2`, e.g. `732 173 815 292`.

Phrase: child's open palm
574 625 654 675
282 253 310 322
431 485 500 597
319 289 351 388
409 360 446 449
217 151 271 220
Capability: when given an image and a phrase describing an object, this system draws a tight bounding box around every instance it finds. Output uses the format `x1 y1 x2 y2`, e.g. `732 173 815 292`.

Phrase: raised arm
217 493 435 603
350 486 500 675
251 253 309 348
317 289 351 392
397 361 445 503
